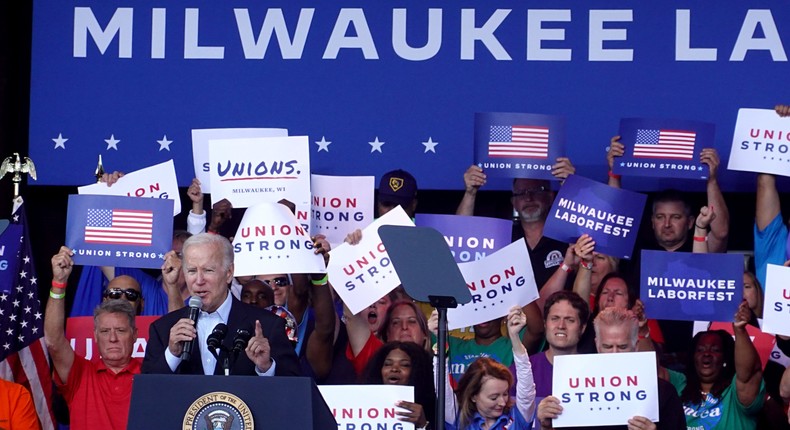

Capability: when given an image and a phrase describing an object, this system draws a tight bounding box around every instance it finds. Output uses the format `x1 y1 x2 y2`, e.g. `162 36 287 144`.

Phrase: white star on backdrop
315 136 331 152
157 135 173 151
422 137 439 153
369 137 385 153
105 135 120 150
52 133 68 149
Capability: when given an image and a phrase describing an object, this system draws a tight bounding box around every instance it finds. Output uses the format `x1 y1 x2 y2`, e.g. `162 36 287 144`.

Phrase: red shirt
55 355 141 430
345 332 383 375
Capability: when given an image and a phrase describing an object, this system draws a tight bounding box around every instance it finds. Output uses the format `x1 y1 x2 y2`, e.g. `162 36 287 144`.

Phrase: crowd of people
3 106 790 430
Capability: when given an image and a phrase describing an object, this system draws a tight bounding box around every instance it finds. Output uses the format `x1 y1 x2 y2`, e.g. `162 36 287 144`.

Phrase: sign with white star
77 159 181 216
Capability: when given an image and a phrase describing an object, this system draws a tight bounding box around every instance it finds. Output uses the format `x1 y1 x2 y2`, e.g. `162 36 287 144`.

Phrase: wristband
580 260 593 270
560 263 572 273
49 290 66 300
694 223 707 230
607 170 621 180
310 275 329 286
51 280 67 289
693 236 707 242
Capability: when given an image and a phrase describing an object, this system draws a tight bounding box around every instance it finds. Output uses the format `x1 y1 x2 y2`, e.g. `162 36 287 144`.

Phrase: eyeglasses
512 186 549 199
261 277 289 288
102 288 142 301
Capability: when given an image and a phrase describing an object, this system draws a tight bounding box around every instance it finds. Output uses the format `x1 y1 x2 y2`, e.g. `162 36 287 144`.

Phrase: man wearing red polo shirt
45 246 140 430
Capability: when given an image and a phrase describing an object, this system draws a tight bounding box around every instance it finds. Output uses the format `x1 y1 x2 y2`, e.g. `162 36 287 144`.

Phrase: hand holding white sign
78 160 181 216
327 206 414 314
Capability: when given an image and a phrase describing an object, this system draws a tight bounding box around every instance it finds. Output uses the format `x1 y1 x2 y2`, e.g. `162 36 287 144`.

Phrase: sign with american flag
65 194 174 269
614 118 714 180
0 197 56 430
474 112 566 181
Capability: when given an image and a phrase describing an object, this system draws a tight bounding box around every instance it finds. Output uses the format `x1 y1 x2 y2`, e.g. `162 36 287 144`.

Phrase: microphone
180 296 202 362
207 323 228 352
231 328 252 356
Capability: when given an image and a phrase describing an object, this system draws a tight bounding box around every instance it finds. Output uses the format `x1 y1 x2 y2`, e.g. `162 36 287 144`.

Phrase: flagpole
94 154 104 183
0 153 37 204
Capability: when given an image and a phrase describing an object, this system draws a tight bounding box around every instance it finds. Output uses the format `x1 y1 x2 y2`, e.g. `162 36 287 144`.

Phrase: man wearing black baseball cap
377 169 418 218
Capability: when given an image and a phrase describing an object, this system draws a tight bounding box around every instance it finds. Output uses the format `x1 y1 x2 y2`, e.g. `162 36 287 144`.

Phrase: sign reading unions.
28 2 790 192
209 136 310 208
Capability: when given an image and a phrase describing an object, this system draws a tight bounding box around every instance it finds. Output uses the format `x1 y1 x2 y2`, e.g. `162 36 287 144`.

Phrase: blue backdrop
29 1 790 191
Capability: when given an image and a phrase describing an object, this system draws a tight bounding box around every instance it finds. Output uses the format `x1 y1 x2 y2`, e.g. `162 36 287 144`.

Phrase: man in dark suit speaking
142 233 300 376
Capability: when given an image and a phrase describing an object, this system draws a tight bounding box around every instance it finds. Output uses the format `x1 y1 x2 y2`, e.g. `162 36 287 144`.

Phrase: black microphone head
232 328 252 353
207 323 228 350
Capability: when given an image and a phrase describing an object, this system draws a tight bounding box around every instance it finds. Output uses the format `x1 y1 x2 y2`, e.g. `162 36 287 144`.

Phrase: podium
127 375 337 429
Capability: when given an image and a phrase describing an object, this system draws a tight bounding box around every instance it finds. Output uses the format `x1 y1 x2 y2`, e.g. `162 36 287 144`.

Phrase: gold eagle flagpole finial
0 153 37 200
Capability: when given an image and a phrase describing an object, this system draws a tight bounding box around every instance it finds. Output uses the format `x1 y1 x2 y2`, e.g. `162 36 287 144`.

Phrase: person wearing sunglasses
239 279 275 309
101 275 144 315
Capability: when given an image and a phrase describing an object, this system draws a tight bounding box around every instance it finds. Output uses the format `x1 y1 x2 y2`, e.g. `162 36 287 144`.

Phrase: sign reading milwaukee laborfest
543 174 646 260
639 250 743 322
28 2 790 192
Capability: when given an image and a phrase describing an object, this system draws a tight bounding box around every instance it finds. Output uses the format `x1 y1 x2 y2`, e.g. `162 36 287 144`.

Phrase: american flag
488 125 549 159
633 129 696 160
85 208 153 246
0 197 55 429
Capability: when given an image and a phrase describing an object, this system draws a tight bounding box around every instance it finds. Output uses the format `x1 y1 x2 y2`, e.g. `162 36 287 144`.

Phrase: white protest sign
552 351 658 428
727 108 790 177
311 174 375 250
448 240 538 330
762 264 790 336
318 385 414 430
232 202 325 276
327 206 414 314
191 128 288 193
209 136 311 208
78 159 181 216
